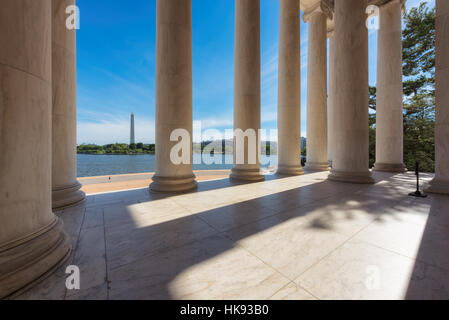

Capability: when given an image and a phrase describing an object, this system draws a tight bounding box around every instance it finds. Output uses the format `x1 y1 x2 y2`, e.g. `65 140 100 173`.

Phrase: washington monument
130 112 135 145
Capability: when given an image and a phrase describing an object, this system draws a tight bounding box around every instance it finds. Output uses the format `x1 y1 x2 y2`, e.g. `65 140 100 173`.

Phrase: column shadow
404 193 449 299
95 172 431 299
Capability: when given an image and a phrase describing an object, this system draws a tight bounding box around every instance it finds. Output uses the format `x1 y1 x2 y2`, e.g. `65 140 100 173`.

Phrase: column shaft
328 34 335 166
52 0 86 209
328 0 374 184
305 5 329 172
277 0 304 176
427 0 449 194
0 0 70 298
373 0 407 173
230 0 264 181
150 0 197 192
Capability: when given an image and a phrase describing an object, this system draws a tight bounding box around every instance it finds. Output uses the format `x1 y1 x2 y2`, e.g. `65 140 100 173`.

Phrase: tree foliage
369 3 435 172
402 3 435 172
77 143 155 155
369 87 377 168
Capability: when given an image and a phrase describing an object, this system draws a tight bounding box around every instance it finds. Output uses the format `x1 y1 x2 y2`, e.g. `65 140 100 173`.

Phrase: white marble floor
15 171 449 300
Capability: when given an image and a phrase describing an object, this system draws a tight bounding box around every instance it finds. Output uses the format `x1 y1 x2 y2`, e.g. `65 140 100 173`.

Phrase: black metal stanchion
409 161 427 198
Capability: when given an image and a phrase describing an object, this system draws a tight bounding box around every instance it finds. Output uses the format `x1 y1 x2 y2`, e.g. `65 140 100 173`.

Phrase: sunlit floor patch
17 171 449 300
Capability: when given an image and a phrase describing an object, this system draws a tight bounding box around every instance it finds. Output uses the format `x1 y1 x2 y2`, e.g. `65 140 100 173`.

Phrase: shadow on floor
94 172 444 299
18 171 448 299
405 193 449 299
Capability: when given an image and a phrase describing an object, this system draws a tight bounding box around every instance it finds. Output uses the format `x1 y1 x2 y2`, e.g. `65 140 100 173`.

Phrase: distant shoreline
77 141 286 156
77 152 279 155
77 152 155 155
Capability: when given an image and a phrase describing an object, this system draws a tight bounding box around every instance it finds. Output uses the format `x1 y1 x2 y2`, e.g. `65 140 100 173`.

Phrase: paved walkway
79 170 231 194
17 171 449 300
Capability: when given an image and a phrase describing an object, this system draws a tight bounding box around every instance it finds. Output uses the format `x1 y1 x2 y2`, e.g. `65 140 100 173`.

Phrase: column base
328 169 375 184
150 174 198 193
230 168 265 182
304 162 331 172
52 181 86 211
276 165 304 176
425 178 449 195
0 218 71 299
373 163 407 173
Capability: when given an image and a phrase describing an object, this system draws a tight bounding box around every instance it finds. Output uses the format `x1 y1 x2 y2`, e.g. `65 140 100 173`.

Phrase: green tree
402 3 435 172
369 4 435 172
369 86 377 168
265 144 271 156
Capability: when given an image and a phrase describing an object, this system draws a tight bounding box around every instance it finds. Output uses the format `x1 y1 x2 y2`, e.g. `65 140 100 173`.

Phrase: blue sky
76 0 434 145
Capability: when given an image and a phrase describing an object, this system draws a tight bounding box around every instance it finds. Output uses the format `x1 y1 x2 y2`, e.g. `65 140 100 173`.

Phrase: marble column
52 0 86 209
373 0 407 173
427 0 449 194
328 30 335 167
230 0 264 182
150 0 197 192
276 0 304 176
0 0 71 298
328 0 374 184
304 2 330 172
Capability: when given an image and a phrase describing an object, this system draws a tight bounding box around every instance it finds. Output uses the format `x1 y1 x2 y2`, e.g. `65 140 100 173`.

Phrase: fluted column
328 0 374 184
276 0 303 176
0 0 71 298
230 0 264 182
373 0 407 173
52 0 86 209
304 2 331 172
150 0 197 192
427 0 449 194
328 30 335 166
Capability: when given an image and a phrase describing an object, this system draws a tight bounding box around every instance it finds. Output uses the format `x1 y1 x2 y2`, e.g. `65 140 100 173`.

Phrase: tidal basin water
77 154 279 177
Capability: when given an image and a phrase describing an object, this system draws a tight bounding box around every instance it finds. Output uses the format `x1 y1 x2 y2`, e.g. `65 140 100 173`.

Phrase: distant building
301 137 306 150
130 113 135 145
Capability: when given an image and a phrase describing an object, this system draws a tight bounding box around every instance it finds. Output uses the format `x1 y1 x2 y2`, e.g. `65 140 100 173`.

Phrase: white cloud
262 110 277 123
77 113 155 145
196 117 233 129
261 45 279 95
